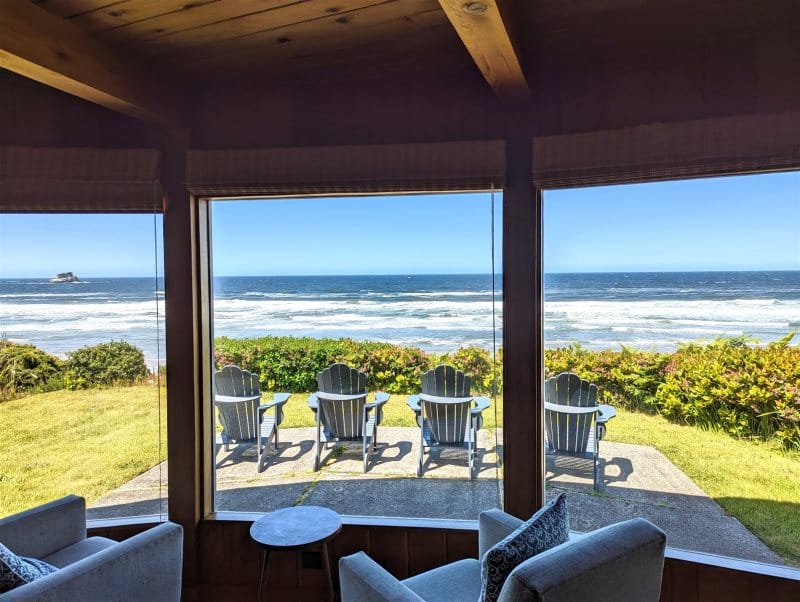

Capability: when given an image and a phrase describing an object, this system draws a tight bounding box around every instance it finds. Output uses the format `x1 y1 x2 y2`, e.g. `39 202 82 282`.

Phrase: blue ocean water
1 271 798 367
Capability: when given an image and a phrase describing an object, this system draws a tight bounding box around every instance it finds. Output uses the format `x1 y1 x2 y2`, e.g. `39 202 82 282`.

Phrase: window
206 193 503 520
0 213 167 521
543 171 800 566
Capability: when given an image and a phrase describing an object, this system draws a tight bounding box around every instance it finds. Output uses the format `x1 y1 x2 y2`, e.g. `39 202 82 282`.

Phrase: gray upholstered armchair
0 495 183 601
339 509 666 602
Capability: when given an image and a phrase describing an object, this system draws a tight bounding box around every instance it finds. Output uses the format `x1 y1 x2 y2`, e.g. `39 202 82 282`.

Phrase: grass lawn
607 409 800 565
0 385 167 516
3 387 798 566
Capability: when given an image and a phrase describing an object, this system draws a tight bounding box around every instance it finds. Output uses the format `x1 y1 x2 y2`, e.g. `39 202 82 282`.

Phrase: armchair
0 495 183 601
340 509 666 602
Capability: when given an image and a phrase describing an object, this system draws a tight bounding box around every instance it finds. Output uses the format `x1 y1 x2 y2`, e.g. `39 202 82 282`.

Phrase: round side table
250 506 342 601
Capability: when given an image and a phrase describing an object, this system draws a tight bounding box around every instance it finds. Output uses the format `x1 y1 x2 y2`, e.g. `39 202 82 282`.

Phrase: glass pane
0 213 167 521
209 193 503 520
543 172 800 566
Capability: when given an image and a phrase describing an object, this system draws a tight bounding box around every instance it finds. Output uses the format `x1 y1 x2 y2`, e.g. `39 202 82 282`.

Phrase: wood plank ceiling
7 0 797 124
25 0 527 101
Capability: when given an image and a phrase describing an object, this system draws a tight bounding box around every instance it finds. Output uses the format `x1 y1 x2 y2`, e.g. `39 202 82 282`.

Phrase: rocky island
50 272 80 283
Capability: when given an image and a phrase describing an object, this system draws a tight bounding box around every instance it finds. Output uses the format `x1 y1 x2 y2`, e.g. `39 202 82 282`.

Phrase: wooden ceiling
20 0 526 93
1 0 798 126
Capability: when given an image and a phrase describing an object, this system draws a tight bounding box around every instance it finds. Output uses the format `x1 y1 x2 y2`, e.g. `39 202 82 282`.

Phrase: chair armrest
339 552 424 602
598 404 617 423
372 392 390 404
258 392 290 412
366 392 390 409
479 509 524 558
544 402 598 414
0 495 86 558
307 394 319 411
216 394 261 404
4 522 184 602
259 393 291 425
365 393 389 425
471 397 491 414
406 395 421 412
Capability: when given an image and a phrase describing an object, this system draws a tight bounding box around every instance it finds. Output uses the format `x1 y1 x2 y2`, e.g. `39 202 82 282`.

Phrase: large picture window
206 192 504 520
542 171 800 566
0 213 167 521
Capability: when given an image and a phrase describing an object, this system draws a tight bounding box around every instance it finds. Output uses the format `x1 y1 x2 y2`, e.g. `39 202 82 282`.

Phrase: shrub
214 334 799 449
440 346 501 394
656 337 800 449
545 344 667 412
64 341 149 389
214 336 434 393
0 340 63 399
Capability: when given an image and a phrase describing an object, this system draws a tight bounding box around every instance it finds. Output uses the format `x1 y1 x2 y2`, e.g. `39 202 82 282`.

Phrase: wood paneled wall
87 519 800 601
0 71 158 148
188 520 800 602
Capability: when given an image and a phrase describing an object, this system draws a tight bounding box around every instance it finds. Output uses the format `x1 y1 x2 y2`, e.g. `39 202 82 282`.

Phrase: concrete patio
87 426 784 565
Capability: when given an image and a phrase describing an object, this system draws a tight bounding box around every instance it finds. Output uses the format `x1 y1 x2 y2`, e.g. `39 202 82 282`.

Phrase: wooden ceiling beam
438 0 529 104
0 0 180 125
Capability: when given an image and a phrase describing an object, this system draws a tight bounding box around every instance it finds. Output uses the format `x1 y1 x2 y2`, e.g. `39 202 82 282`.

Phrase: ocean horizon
1 270 798 367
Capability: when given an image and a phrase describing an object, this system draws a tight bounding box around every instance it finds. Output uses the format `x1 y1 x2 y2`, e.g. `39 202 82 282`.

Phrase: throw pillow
0 542 57 593
479 493 569 602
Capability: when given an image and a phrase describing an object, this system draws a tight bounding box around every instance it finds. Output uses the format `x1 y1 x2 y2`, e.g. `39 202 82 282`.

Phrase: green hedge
5 334 798 449
657 336 800 450
216 334 799 449
544 336 800 450
213 336 501 395
64 341 149 390
0 341 64 400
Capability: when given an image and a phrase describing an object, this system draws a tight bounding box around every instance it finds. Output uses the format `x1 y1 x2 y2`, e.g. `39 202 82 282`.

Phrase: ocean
1 271 798 367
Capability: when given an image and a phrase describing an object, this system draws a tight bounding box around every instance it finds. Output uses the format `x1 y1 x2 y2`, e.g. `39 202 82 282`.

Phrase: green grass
3 387 798 565
0 385 167 516
607 409 800 565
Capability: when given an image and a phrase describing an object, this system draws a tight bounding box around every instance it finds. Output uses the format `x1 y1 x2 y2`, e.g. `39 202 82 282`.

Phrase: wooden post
160 129 202 595
502 114 544 518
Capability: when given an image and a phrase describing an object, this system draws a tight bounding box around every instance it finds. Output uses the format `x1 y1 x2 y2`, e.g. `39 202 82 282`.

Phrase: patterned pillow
479 493 569 602
0 542 57 593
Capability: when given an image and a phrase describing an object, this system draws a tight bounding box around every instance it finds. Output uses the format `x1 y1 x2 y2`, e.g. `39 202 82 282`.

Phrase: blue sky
0 214 164 278
0 172 797 277
210 193 502 276
544 172 799 272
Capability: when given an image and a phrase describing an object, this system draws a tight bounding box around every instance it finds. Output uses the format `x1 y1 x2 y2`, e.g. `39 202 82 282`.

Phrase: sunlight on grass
0 385 167 516
608 409 800 565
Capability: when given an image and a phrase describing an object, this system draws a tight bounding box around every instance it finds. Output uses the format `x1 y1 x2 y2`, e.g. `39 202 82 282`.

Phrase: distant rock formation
50 272 80 283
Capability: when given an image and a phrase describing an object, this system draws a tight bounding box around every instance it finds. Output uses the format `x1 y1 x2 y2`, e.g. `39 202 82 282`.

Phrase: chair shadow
545 452 634 489
318 439 413 471
215 439 315 471
370 440 413 466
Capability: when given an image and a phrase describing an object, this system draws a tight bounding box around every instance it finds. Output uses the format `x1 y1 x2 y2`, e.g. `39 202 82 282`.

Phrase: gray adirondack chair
406 365 490 479
545 372 613 490
307 363 389 472
214 365 290 472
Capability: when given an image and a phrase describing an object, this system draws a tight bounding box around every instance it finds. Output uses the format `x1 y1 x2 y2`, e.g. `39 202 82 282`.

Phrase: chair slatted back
421 365 472 444
545 372 597 453
421 364 471 397
317 363 367 439
215 365 261 441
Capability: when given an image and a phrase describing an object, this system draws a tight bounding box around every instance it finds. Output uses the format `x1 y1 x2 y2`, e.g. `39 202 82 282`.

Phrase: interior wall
0 70 159 148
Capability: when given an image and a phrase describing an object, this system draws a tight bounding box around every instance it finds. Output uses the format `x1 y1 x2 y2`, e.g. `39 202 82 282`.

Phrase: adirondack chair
406 365 490 479
545 372 615 490
214 365 290 472
307 363 390 472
